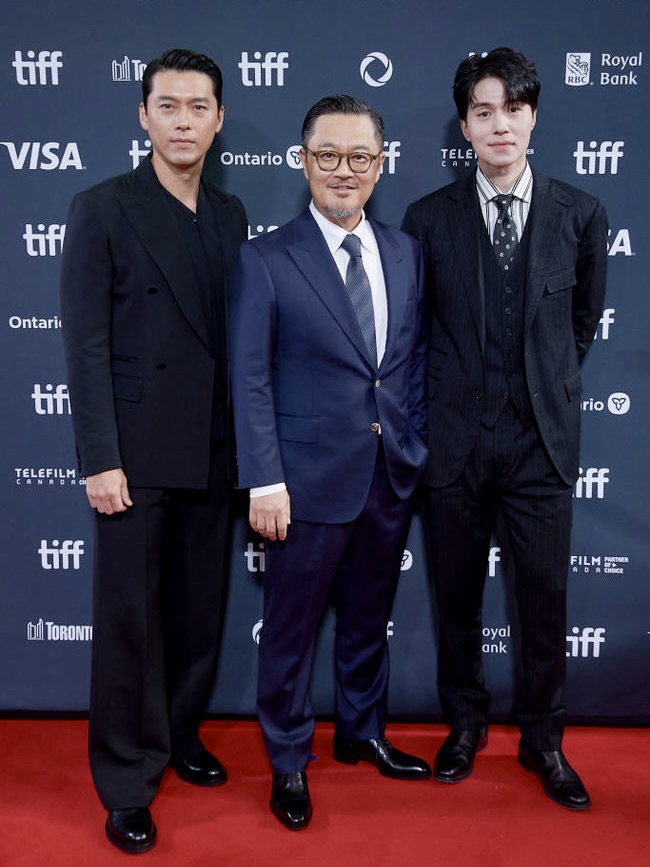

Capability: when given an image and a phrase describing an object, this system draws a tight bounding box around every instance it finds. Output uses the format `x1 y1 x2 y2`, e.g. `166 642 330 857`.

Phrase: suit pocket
545 267 576 294
564 371 582 402
111 356 142 403
276 413 318 443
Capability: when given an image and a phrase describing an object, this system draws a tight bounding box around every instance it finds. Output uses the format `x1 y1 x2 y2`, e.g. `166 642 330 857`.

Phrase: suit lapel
372 220 408 370
446 178 486 347
115 159 211 351
287 211 375 366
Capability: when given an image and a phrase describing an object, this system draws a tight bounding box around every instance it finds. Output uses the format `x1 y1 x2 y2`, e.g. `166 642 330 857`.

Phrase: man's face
139 69 224 173
460 76 536 180
300 113 384 230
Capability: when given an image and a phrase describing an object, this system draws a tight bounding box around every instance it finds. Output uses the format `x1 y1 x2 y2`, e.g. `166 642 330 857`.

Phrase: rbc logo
38 539 85 570
23 223 65 256
360 52 393 87
12 50 63 85
1 141 83 171
239 52 289 87
573 140 624 175
565 53 591 86
32 384 71 416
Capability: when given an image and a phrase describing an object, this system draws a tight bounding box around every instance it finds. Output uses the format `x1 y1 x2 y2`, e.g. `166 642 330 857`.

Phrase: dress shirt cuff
250 482 287 498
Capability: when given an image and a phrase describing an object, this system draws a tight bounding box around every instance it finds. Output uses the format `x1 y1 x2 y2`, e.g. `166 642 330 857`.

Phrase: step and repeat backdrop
1 0 648 721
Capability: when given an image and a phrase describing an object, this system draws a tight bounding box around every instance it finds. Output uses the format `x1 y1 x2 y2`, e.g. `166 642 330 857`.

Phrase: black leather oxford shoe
518 742 592 810
333 735 432 780
270 771 312 830
434 727 488 783
105 807 157 854
174 747 228 787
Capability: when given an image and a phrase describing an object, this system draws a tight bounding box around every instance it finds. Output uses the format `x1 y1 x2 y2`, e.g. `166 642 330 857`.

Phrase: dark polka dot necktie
492 194 519 271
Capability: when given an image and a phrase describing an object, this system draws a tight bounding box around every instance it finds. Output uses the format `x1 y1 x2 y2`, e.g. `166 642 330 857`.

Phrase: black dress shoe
105 807 157 854
270 771 312 830
518 743 592 810
333 735 432 780
174 747 227 787
434 727 488 783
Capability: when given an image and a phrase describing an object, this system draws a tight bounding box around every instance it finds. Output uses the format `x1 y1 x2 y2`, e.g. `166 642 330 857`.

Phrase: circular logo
360 52 394 87
607 392 630 415
286 144 303 169
400 549 413 571
252 619 263 644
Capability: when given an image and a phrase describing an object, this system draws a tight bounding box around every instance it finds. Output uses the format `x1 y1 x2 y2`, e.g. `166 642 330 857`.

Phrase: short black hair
301 95 384 148
141 48 223 108
452 47 540 120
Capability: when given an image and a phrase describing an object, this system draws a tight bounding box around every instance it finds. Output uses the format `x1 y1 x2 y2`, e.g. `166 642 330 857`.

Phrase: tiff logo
12 50 63 85
566 626 606 658
129 139 151 169
381 141 401 175
23 223 65 256
32 383 71 415
593 308 615 340
38 539 85 570
574 467 609 499
574 140 624 175
112 55 146 82
244 541 265 572
239 51 289 86
488 546 501 577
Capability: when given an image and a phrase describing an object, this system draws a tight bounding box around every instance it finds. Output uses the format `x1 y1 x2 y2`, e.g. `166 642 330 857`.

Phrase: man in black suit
60 49 247 852
402 48 607 810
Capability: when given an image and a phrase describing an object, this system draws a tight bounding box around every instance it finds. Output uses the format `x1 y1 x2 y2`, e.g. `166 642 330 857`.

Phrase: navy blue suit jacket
230 209 428 524
402 170 608 486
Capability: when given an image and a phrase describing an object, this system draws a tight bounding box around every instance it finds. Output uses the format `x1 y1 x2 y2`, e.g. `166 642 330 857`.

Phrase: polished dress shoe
333 735 432 780
174 747 228 787
434 727 488 783
270 771 312 830
518 742 591 810
105 807 157 853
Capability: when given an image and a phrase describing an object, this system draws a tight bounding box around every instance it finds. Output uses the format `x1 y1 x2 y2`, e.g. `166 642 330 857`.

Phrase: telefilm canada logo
570 554 629 575
15 467 82 487
27 618 93 642
565 51 643 86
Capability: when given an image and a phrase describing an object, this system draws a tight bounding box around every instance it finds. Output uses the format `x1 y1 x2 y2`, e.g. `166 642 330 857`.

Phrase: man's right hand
85 468 133 514
249 490 291 542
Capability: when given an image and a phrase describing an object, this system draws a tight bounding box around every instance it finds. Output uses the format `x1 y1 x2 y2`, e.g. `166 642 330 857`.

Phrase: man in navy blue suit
402 48 607 810
230 95 431 830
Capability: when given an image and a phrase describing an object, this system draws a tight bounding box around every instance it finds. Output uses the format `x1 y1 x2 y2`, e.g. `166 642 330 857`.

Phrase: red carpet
0 719 647 866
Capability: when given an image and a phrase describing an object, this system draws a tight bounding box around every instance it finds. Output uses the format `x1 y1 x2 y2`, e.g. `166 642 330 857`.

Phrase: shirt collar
309 200 372 255
476 162 533 204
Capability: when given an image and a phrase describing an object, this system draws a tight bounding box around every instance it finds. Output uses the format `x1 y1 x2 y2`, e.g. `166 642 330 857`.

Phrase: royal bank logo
23 223 65 256
238 51 289 87
482 625 510 655
31 383 71 415
565 53 591 86
566 626 606 658
360 51 393 87
12 50 63 85
111 55 146 82
573 140 624 175
27 618 93 641
581 392 630 415
1 141 84 171
38 539 85 570
570 554 629 575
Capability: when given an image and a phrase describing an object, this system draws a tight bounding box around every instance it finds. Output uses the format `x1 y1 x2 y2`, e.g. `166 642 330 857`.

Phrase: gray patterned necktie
492 194 519 271
341 233 377 368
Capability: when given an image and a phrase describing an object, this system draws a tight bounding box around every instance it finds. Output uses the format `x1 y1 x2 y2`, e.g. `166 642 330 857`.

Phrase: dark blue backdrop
1 0 648 722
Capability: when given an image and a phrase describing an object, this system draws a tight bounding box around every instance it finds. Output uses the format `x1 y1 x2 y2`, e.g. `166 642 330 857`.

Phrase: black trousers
257 444 415 774
425 405 573 751
89 443 230 810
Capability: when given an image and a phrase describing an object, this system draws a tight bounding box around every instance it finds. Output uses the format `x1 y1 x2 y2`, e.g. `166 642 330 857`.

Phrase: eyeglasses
302 147 382 174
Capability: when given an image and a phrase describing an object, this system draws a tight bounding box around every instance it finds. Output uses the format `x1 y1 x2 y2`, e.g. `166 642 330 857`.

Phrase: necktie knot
341 233 362 258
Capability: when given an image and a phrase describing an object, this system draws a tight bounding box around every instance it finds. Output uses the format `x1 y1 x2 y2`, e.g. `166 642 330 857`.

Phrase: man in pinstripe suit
402 47 607 810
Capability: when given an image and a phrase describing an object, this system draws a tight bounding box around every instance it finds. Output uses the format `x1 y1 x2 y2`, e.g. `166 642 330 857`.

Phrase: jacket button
370 422 380 433
156 362 167 370
147 286 158 294
475 393 483 401
375 379 381 388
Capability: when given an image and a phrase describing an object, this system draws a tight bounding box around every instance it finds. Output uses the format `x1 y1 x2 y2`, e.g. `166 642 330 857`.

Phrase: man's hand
249 490 291 541
85 468 133 515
